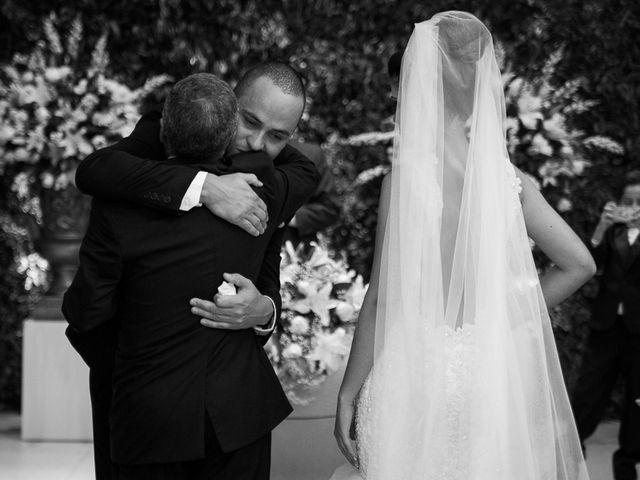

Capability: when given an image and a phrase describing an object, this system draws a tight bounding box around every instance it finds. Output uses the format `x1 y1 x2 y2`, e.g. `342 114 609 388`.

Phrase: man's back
64 154 292 464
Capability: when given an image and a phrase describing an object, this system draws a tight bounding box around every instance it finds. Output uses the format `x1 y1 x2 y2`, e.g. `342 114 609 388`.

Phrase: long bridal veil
364 11 589 480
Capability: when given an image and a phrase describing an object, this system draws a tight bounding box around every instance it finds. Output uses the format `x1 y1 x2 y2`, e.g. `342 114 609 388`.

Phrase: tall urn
36 185 91 304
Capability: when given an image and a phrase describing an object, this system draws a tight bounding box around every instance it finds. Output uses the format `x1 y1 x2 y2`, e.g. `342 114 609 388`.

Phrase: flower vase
33 184 90 317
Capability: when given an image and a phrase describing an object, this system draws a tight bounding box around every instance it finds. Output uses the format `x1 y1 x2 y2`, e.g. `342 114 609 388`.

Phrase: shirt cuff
253 296 277 336
179 171 207 211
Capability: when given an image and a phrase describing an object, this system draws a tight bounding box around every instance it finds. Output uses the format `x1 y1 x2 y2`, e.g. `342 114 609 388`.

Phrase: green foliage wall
1 0 638 407
2 1 636 162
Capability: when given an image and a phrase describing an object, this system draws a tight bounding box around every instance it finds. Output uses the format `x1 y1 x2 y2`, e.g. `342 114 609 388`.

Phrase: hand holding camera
592 202 640 247
609 203 640 226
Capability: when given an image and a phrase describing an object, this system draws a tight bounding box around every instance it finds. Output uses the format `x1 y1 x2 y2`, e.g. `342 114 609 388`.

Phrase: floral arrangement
265 240 367 405
0 214 51 408
0 12 171 220
501 47 623 212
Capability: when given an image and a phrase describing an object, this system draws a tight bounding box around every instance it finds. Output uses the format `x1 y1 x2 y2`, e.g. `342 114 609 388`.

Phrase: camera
610 204 640 224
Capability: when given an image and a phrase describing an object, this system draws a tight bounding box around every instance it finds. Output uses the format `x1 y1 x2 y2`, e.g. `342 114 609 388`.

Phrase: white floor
0 411 625 480
0 412 93 480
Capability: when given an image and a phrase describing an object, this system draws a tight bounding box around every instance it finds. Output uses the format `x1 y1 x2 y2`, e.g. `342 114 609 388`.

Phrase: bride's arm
517 168 596 308
334 173 391 465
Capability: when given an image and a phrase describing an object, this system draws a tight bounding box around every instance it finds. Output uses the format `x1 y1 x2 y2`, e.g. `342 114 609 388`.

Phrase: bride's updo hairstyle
436 11 491 63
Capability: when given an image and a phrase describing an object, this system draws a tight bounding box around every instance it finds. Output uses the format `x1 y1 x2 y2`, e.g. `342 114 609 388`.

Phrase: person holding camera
572 170 640 480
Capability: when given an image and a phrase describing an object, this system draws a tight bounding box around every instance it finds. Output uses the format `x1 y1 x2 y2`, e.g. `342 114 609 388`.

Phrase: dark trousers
89 367 271 480
89 367 117 480
116 420 271 480
572 317 640 480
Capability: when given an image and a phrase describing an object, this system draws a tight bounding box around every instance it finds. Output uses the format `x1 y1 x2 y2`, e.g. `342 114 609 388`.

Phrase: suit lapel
627 233 640 269
613 225 640 271
614 226 630 265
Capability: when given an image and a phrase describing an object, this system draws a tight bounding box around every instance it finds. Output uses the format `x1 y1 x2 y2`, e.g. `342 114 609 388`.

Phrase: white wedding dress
331 11 589 480
354 325 480 480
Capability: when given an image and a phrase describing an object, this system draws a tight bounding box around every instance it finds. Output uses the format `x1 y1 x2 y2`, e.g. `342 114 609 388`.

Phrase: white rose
72 109 88 123
80 94 100 111
334 271 354 284
282 343 303 359
22 71 34 83
73 79 88 96
44 66 72 83
40 172 55 189
560 144 574 157
557 198 572 213
0 125 16 144
12 110 28 124
529 133 553 157
335 301 356 323
13 147 30 162
92 111 115 127
110 83 134 104
54 173 71 191
34 106 50 124
91 135 107 149
289 316 310 335
573 159 589 176
11 172 30 198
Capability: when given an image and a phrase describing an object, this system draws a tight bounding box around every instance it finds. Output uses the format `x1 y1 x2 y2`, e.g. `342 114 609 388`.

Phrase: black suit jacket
72 113 319 340
284 141 340 245
590 223 640 334
63 153 294 464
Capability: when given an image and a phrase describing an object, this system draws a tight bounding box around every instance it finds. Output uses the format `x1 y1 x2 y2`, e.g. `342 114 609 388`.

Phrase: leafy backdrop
1 0 639 409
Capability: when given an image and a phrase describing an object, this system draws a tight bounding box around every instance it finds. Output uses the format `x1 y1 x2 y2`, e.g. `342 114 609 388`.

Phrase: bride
332 11 594 480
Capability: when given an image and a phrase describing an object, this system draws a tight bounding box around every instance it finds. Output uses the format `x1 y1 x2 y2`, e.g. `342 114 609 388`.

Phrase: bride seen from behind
332 11 595 480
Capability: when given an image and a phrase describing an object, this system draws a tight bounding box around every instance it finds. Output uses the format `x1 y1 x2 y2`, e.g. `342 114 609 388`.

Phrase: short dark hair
234 61 306 105
387 50 403 78
620 170 640 197
162 73 237 162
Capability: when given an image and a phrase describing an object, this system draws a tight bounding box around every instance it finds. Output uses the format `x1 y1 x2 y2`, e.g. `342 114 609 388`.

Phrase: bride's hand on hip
334 395 358 468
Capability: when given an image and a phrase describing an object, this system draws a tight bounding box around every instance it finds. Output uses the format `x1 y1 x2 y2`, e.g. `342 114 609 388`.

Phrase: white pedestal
271 367 347 480
21 316 92 441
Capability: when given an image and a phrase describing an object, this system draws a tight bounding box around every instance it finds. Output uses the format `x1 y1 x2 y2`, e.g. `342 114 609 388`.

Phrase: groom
63 71 317 479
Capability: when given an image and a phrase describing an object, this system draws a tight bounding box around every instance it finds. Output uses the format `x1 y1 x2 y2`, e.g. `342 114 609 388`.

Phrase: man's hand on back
190 273 274 330
200 173 268 236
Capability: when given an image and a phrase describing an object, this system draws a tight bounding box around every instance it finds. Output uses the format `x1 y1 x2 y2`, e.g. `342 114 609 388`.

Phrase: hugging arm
76 114 268 233
75 113 199 213
191 164 319 339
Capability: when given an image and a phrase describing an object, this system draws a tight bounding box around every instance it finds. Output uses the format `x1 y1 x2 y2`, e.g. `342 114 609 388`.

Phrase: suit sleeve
254 228 286 346
248 147 319 343
272 144 321 225
62 202 122 368
75 114 198 212
290 147 340 236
